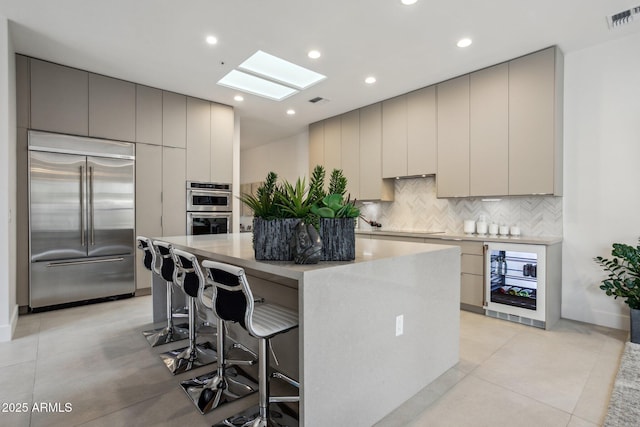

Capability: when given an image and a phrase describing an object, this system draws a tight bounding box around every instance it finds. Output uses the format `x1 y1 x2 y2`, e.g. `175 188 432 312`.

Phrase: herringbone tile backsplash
358 177 562 237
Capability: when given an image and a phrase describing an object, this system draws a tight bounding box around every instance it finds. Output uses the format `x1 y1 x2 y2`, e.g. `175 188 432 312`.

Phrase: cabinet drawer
460 241 484 255
461 253 483 275
461 273 484 307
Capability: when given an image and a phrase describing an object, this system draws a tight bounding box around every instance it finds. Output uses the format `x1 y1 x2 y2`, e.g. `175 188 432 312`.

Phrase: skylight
238 50 326 90
217 70 299 101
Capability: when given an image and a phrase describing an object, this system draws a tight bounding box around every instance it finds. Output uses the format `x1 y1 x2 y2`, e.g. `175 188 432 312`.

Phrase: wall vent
607 6 640 28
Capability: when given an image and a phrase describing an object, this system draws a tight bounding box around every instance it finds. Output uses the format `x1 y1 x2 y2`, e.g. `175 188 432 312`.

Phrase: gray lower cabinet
210 103 234 183
30 58 89 136
135 143 162 290
186 97 211 182
136 85 163 145
16 128 29 306
162 91 187 148
89 74 136 141
162 146 186 236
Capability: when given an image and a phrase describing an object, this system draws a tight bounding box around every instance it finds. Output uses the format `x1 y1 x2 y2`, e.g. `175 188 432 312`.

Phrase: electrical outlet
395 314 404 336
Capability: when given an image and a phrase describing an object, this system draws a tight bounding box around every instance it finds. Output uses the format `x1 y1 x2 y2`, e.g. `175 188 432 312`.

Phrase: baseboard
135 287 152 297
0 304 19 342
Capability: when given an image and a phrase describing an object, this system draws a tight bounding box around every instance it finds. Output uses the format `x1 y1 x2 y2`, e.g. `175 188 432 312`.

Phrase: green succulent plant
594 237 640 310
311 193 360 219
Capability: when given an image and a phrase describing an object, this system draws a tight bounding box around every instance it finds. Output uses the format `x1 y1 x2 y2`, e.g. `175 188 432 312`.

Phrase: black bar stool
204 260 299 427
159 247 217 375
137 236 188 347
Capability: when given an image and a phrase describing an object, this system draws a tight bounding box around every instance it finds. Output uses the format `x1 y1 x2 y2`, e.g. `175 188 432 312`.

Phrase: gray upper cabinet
509 47 562 195
211 103 234 183
407 86 437 176
162 146 186 236
437 75 470 198
136 85 163 146
162 91 187 148
340 110 360 199
470 63 509 196
30 58 89 136
323 115 342 174
89 74 136 141
186 97 211 182
359 103 394 201
308 121 324 177
382 95 408 179
16 55 30 129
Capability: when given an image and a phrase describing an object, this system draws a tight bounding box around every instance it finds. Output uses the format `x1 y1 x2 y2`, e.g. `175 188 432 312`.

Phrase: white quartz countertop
355 229 562 245
158 232 460 281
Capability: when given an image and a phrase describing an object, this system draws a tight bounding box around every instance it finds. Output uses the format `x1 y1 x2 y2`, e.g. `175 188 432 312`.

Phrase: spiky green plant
308 165 326 206
238 172 283 219
328 169 348 196
276 177 312 219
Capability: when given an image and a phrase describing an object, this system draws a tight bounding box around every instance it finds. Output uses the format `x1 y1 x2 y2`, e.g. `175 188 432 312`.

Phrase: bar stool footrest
159 342 217 375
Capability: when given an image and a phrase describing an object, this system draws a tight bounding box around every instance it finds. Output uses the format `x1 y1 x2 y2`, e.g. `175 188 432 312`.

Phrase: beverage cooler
484 242 548 328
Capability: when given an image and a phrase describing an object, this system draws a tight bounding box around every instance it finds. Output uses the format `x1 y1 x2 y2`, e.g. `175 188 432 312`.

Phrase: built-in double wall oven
186 181 232 235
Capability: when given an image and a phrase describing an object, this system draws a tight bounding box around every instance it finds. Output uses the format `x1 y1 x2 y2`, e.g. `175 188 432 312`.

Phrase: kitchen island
158 233 460 426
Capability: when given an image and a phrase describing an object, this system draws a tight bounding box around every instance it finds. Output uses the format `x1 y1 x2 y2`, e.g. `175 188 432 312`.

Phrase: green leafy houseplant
309 167 360 220
238 172 283 219
594 238 640 309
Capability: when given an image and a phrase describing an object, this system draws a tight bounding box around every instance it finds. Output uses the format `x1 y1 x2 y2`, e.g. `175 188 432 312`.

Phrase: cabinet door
211 103 234 183
323 115 341 174
359 103 393 201
437 75 470 198
509 48 556 195
308 121 324 177
186 97 211 182
89 74 136 141
135 143 162 290
30 58 89 136
162 91 187 148
340 110 360 199
16 54 30 129
382 95 408 178
136 85 163 145
16 129 29 305
470 63 509 196
162 146 186 236
461 273 484 308
407 86 436 176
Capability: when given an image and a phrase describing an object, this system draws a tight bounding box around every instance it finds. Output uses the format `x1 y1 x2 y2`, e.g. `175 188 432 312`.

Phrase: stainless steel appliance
484 242 546 328
28 131 135 309
186 182 232 235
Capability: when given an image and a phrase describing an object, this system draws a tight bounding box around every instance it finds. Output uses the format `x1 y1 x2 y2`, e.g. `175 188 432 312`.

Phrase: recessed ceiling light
234 95 244 102
401 0 418 5
217 70 298 101
206 35 218 45
239 50 326 90
286 109 296 115
365 76 377 84
308 50 321 59
457 38 472 48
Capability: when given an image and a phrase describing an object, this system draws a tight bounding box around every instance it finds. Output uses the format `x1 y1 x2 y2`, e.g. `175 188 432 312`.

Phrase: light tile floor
0 296 627 427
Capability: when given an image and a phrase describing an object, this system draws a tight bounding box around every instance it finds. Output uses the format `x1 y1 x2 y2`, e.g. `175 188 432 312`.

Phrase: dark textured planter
252 218 299 261
320 217 356 261
631 308 640 344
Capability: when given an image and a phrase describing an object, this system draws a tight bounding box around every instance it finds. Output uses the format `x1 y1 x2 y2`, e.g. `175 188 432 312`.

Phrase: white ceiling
2 0 639 149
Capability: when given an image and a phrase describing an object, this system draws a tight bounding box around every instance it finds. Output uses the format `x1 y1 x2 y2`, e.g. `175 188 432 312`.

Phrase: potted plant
594 237 640 343
239 172 298 261
310 167 360 261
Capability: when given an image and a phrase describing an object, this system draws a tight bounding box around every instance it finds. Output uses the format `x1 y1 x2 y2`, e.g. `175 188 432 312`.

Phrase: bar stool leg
142 281 189 347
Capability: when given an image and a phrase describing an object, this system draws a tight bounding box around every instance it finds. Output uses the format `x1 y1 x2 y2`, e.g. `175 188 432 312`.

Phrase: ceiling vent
309 96 330 104
607 6 640 28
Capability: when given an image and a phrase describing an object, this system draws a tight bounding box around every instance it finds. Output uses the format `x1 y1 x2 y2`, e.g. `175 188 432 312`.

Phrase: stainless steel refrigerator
28 131 135 309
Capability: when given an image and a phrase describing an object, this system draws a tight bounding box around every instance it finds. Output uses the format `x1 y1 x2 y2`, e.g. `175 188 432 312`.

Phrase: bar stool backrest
136 236 156 272
201 260 256 336
153 240 174 282
170 248 205 299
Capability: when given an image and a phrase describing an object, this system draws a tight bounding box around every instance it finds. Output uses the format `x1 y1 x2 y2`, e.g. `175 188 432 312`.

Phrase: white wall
562 32 640 330
240 131 309 184
0 16 18 342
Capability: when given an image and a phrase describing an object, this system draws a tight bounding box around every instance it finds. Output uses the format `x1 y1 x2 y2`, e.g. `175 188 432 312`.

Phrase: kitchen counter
157 233 461 426
356 229 562 245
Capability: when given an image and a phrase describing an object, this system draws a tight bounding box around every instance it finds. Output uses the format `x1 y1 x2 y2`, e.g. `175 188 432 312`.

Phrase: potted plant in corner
239 172 298 261
310 167 360 261
594 237 640 343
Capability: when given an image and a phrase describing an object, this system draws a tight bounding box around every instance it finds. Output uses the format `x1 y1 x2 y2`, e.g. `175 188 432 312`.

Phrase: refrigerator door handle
80 164 86 246
89 165 95 246
46 257 125 267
